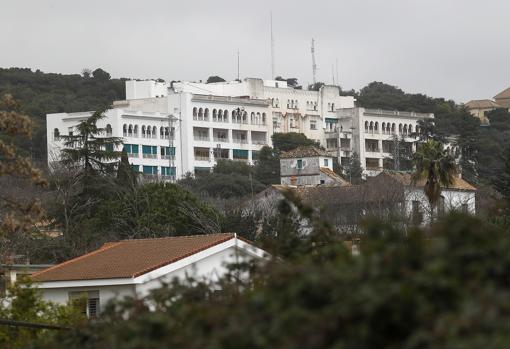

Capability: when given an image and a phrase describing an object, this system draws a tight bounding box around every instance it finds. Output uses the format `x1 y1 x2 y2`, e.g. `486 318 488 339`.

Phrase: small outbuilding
32 233 267 318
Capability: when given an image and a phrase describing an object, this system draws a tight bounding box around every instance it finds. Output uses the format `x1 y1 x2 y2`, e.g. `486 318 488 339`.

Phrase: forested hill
0 67 126 160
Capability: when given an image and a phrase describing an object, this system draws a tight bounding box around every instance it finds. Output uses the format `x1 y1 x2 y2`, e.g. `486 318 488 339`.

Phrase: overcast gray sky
1 0 509 102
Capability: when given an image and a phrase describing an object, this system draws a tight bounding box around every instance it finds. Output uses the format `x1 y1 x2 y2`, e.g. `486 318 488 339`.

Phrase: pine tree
60 108 123 182
116 150 137 188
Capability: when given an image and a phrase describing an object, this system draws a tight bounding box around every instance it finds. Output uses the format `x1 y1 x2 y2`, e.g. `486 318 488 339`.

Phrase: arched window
123 124 127 137
256 112 261 124
382 122 386 134
375 122 379 132
198 108 203 118
365 121 369 132
193 107 197 118
262 112 266 124
403 124 408 135
243 111 248 123
294 100 298 109
251 112 255 124
128 124 133 137
369 121 374 132
53 128 60 141
276 98 279 108
218 109 223 122
141 125 146 138
160 127 164 138
408 124 413 134
165 127 170 139
152 126 157 138
224 110 229 122
399 124 403 134
106 124 112 136
204 108 209 120
392 123 396 134
134 125 138 137
212 109 217 121
331 103 335 111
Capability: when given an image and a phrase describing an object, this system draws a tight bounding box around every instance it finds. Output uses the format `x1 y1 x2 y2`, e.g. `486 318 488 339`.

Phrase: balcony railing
161 155 176 160
128 153 139 158
233 138 248 144
213 137 229 143
252 139 267 145
194 136 210 141
143 154 157 159
194 156 210 162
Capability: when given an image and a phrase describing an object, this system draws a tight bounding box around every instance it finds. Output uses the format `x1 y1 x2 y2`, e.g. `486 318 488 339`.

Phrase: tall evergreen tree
116 150 137 188
60 108 123 181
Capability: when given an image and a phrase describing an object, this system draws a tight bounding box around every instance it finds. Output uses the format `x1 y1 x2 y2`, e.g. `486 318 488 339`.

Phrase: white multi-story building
47 79 434 179
330 107 434 176
47 78 356 179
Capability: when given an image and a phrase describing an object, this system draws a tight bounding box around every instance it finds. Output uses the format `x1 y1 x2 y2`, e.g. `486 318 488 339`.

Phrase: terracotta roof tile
32 233 236 282
280 146 330 159
465 99 502 109
494 87 510 100
319 167 351 186
378 172 476 191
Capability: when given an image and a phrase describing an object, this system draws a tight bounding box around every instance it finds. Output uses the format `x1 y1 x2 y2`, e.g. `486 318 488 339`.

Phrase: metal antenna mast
270 12 275 79
311 39 317 84
237 50 240 81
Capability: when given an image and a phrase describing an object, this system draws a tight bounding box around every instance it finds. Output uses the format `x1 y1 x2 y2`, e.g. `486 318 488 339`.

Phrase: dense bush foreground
27 212 510 349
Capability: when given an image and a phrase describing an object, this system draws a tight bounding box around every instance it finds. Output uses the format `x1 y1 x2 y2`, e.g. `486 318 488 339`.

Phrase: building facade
330 107 434 176
47 79 433 179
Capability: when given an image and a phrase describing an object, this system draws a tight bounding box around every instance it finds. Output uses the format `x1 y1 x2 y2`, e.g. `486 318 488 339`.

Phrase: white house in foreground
32 233 267 318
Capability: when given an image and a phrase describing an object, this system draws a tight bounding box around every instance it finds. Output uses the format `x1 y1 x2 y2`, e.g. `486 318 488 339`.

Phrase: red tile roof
32 233 237 282
377 172 476 191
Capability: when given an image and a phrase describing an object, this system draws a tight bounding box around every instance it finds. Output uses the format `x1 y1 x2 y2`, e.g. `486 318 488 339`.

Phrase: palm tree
412 139 457 210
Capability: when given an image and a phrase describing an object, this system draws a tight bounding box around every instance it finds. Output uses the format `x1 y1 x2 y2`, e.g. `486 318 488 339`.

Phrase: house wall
405 188 476 224
37 244 260 313
40 284 136 311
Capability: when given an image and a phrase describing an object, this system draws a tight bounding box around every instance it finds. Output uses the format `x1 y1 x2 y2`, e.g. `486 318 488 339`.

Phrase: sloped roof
465 99 502 109
376 172 476 191
280 146 330 159
32 234 237 282
319 167 351 186
494 87 510 100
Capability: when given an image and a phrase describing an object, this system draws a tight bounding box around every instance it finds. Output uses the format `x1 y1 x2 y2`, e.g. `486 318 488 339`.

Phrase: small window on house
310 120 317 130
53 128 60 141
69 290 100 319
324 159 329 167
68 127 74 137
461 203 469 213
320 179 325 184
297 159 303 169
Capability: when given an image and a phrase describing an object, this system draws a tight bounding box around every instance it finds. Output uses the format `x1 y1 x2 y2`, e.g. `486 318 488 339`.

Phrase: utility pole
311 39 317 84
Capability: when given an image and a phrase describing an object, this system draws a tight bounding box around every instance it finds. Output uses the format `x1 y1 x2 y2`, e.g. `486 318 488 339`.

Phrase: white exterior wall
37 239 265 313
405 187 476 224
126 80 170 100
47 108 180 179
336 108 434 176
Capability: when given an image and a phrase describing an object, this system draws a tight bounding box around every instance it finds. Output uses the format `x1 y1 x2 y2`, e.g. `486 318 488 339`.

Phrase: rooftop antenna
332 64 335 85
237 50 240 81
270 12 275 79
335 58 340 87
311 39 317 84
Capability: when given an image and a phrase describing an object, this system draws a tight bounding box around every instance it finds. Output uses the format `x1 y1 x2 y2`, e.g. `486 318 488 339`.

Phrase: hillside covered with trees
0 68 126 161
